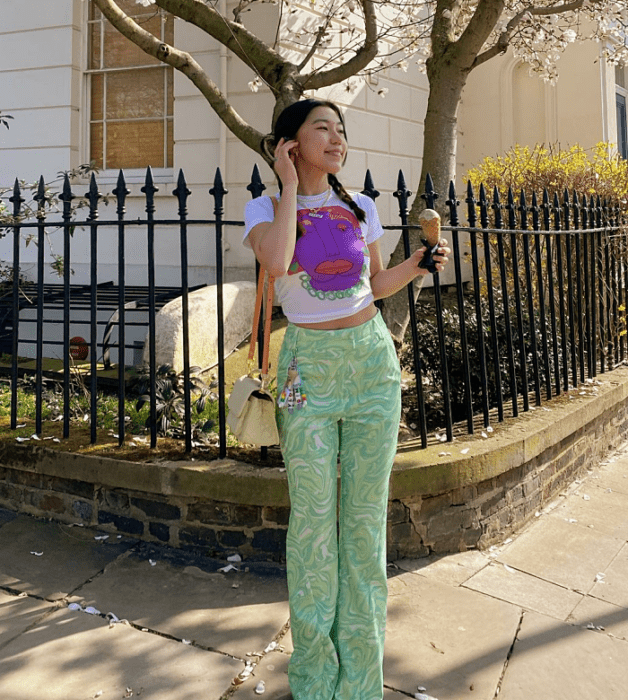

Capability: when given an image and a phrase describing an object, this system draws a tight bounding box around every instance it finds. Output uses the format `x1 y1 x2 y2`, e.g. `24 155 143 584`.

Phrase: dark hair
261 99 366 224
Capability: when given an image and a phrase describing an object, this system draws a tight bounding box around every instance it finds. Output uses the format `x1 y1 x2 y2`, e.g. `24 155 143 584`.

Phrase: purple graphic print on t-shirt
288 206 368 293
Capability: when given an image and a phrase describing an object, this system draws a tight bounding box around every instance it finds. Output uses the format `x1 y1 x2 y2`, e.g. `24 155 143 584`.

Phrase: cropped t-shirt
243 190 385 324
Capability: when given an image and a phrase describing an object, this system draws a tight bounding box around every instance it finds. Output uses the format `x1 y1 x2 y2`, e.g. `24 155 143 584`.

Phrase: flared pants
277 312 402 700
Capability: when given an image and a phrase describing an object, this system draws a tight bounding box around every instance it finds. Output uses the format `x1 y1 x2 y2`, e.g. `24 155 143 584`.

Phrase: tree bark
382 0 507 344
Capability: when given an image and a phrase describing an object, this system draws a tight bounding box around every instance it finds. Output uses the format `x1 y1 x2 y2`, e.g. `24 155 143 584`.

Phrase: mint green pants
277 312 401 700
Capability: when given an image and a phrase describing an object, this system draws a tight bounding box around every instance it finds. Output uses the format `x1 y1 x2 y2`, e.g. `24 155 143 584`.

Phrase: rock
141 281 257 373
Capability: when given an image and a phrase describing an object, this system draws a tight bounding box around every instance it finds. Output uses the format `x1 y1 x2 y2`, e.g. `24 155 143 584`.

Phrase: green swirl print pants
277 312 401 700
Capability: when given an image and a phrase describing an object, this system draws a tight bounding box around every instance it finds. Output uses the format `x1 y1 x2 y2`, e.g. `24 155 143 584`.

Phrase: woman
243 99 450 700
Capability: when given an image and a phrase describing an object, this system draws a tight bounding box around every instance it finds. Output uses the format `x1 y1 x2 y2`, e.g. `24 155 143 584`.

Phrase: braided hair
261 99 366 234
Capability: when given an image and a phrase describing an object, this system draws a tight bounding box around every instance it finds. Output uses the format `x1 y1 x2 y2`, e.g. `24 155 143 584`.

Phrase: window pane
106 69 164 119
103 17 161 68
90 122 104 169
91 73 103 121
107 121 165 169
166 118 173 168
166 68 173 116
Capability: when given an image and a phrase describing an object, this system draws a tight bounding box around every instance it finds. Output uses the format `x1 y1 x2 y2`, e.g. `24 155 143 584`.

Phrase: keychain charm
278 356 307 413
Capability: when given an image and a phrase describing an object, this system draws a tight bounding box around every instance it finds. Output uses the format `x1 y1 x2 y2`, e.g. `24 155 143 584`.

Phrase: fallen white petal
149 559 157 566
227 554 242 563
30 551 43 556
219 564 239 573
255 680 266 695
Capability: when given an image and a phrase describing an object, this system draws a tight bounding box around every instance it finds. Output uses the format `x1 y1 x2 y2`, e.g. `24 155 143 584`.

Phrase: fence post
393 170 426 447
113 170 129 445
174 169 193 453
494 187 518 417
531 191 551 401
33 176 47 436
422 174 452 440
466 181 490 427
9 180 24 430
86 174 101 444
447 180 474 433
60 175 74 439
210 168 227 458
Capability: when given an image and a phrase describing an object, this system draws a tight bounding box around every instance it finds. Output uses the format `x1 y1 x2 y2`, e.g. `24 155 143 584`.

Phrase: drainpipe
599 43 610 146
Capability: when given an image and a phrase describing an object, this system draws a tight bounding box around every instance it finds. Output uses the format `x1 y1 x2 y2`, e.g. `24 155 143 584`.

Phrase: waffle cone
418 209 441 247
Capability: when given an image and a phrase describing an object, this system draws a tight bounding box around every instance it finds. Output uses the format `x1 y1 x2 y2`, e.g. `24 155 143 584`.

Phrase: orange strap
248 194 279 375
247 267 275 375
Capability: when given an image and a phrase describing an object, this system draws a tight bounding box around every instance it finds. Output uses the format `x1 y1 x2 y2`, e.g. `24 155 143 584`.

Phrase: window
87 0 174 170
616 65 628 160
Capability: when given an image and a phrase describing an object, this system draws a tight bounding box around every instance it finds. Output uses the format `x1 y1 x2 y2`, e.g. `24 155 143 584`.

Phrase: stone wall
1 368 628 562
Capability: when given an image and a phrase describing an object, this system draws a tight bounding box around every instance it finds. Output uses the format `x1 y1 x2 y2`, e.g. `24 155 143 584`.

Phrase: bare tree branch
302 0 379 89
153 0 296 90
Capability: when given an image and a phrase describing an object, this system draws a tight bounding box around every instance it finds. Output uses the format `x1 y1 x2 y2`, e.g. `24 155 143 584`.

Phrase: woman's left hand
415 238 451 275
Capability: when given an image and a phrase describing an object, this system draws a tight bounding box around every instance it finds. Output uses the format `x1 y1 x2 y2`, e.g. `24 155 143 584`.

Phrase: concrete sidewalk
1 447 627 700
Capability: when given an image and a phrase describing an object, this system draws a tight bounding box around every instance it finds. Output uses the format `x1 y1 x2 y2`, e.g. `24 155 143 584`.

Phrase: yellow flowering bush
466 142 628 205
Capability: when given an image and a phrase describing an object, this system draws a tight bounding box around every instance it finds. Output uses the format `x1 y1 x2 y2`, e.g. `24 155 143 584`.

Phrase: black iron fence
1 166 626 457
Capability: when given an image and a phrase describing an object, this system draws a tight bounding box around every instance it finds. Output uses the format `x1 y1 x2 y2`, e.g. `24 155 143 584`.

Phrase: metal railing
1 166 625 457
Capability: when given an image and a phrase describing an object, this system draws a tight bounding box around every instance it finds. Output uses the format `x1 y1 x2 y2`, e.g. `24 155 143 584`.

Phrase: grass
0 380 282 466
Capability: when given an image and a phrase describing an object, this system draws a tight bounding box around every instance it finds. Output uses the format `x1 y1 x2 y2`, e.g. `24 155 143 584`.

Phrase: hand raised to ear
273 137 299 188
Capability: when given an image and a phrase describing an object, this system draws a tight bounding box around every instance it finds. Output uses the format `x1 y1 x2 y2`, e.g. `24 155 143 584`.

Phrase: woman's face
293 106 347 176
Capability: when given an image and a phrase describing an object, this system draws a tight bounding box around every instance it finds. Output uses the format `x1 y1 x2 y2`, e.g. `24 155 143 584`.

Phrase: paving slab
384 571 521 700
0 605 241 700
72 551 290 658
567 595 628 641
0 507 18 528
498 611 628 700
589 462 628 495
395 549 490 587
237 648 291 699
588 542 628 608
0 590 56 648
463 561 582 620
548 485 628 540
0 515 135 600
497 516 623 593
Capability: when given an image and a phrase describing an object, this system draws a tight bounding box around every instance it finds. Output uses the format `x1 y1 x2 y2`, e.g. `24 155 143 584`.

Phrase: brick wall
1 370 628 562
386 395 628 559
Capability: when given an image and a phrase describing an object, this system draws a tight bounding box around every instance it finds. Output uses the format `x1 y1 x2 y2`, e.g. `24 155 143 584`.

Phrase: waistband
284 309 387 344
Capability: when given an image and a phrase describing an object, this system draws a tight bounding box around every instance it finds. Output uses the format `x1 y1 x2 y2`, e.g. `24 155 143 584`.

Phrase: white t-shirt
243 190 385 324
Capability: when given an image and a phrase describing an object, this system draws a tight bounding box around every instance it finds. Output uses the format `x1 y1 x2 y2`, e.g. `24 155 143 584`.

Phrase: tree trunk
382 65 468 344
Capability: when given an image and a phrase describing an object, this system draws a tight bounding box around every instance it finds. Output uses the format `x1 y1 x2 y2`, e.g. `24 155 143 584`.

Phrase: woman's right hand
273 137 299 188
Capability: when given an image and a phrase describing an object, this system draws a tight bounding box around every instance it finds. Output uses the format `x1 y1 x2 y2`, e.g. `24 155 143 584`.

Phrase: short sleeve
243 196 276 248
354 193 385 245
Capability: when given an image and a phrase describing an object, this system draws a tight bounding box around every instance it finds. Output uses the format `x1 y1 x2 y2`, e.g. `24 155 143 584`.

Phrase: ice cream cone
418 208 441 247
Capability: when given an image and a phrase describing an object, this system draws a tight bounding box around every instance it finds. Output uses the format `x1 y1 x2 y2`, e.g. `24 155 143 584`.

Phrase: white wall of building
458 39 615 183
1 0 432 290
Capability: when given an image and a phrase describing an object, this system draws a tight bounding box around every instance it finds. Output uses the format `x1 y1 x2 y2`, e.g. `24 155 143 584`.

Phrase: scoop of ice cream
418 208 441 247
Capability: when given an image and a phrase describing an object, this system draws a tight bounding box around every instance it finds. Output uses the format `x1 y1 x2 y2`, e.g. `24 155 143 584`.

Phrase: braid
328 174 366 223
